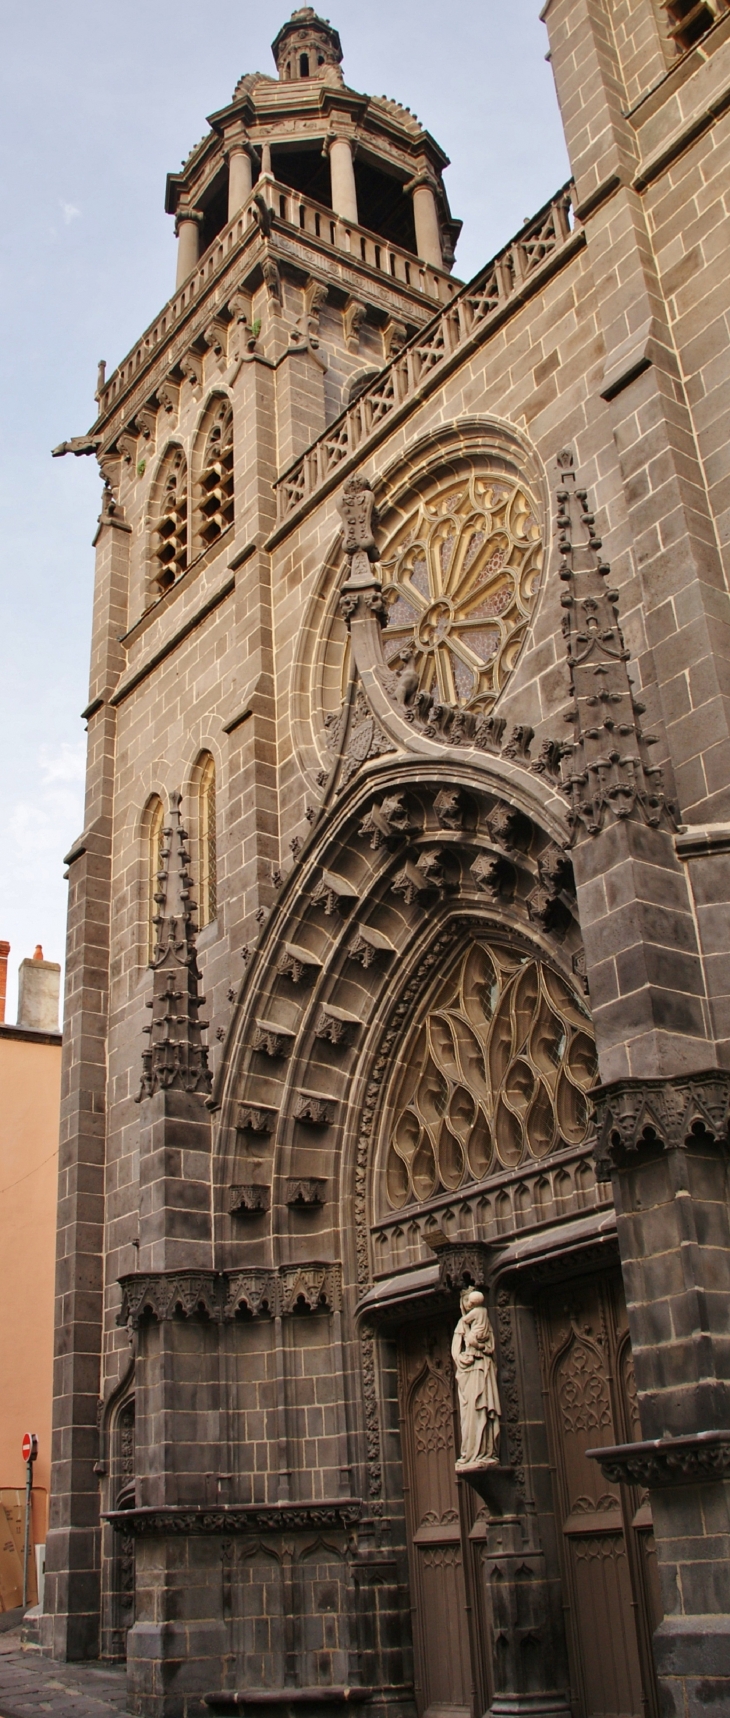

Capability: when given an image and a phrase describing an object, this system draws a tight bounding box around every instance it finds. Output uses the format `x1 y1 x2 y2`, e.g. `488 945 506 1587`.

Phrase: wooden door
537 1271 661 1718
397 1317 488 1718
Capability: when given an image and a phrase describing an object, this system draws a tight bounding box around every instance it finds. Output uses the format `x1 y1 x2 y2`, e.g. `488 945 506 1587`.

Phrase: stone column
174 208 202 289
407 172 443 269
554 451 730 1716
328 134 358 225
227 142 253 220
41 481 131 1661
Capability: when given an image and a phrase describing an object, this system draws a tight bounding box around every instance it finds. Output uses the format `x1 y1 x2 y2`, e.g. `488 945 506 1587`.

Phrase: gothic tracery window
196 399 234 551
147 796 165 962
385 940 596 1211
151 447 187 592
199 754 217 928
379 471 542 712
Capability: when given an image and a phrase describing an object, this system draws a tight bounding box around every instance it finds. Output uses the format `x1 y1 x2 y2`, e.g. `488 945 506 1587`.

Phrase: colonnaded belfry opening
48 4 730 1717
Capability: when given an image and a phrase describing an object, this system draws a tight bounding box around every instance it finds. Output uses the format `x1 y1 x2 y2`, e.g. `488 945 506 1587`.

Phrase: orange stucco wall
0 1029 61 1544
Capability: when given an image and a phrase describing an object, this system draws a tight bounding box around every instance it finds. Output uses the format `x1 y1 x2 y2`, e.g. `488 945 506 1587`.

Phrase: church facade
46 5 730 1717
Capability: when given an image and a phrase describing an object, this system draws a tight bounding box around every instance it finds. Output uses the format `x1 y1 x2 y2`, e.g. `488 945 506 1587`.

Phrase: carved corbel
228 1184 270 1216
313 1003 360 1046
262 256 282 314
311 869 359 915
347 923 395 968
434 788 467 830
276 942 323 985
180 349 203 393
252 1019 295 1059
304 277 328 324
343 298 367 352
117 432 138 466
158 379 180 420
203 315 229 367
358 792 415 850
391 849 445 905
238 1105 277 1134
293 1093 336 1126
285 1177 326 1208
471 851 517 903
134 407 157 448
383 318 407 361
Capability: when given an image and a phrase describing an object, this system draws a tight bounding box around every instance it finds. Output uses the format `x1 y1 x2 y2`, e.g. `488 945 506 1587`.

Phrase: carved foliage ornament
379 471 542 712
118 1263 342 1327
385 939 596 1210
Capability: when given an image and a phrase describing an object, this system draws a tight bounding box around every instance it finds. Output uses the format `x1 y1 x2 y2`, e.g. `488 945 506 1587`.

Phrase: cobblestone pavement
0 1633 134 1717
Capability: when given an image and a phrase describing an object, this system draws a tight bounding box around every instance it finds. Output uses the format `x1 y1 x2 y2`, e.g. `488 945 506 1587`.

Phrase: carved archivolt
384 938 596 1211
379 471 542 711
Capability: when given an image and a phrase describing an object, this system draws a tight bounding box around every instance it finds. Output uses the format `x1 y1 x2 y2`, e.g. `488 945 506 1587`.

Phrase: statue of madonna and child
451 1287 501 1469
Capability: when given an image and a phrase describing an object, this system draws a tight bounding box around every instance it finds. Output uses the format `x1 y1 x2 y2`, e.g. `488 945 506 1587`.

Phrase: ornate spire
137 791 212 1100
556 451 676 838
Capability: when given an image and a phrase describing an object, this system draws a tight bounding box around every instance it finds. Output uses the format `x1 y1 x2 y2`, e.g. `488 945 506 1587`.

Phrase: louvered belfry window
199 755 217 928
197 400 234 550
151 448 187 592
661 0 725 52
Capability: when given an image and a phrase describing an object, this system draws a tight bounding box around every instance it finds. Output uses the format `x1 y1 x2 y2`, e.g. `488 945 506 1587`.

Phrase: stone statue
452 1289 501 1469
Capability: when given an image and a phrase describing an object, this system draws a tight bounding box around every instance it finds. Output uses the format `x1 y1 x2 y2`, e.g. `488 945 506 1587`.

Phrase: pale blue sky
0 1 569 1021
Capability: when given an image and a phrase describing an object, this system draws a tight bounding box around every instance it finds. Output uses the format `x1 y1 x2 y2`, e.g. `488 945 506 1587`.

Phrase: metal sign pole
21 1433 37 1612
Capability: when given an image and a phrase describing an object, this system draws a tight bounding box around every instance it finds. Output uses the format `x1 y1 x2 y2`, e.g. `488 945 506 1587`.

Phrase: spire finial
137 790 212 1100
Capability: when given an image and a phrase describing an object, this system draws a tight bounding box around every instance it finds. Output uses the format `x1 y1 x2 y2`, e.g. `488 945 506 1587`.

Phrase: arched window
147 796 165 961
151 447 187 593
199 755 217 928
196 400 233 552
299 52 310 76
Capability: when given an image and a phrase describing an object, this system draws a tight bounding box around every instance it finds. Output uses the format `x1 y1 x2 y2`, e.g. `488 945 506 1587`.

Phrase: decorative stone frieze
588 1431 730 1489
119 1264 343 1327
593 1070 730 1181
426 1239 495 1292
105 1499 362 1537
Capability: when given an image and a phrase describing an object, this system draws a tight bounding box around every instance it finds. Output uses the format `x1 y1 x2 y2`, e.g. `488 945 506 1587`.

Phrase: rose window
385 941 597 1211
380 472 542 712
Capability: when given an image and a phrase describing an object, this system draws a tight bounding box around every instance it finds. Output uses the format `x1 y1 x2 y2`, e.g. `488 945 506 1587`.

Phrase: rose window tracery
385 941 597 1211
380 473 542 711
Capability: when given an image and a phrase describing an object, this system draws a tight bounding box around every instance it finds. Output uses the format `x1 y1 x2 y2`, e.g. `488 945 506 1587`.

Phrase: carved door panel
398 1317 488 1718
538 1272 659 1718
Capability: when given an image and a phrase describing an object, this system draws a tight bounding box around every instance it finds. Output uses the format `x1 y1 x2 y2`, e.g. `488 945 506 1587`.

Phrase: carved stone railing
272 183 577 531
95 179 455 423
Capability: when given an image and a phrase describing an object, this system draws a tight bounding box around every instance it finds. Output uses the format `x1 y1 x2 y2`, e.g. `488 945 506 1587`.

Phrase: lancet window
196 400 234 551
198 755 217 928
379 470 542 713
384 940 596 1211
151 448 187 593
146 796 165 962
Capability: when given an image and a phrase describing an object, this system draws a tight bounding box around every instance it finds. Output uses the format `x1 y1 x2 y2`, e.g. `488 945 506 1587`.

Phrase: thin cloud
60 200 81 224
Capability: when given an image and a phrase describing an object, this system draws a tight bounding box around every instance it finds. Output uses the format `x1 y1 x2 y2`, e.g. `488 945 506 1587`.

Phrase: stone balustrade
272 183 577 531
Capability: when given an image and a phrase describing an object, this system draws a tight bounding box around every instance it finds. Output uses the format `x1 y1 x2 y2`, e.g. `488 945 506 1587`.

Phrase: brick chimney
0 941 9 1024
17 945 61 1032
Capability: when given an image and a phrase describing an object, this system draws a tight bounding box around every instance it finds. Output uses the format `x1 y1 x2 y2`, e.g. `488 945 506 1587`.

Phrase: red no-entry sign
21 1433 38 1464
